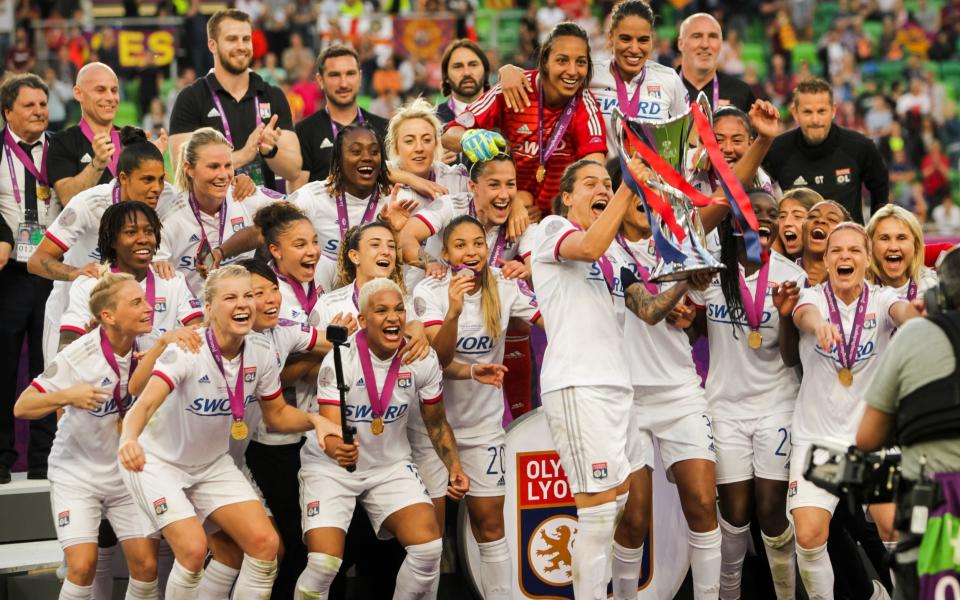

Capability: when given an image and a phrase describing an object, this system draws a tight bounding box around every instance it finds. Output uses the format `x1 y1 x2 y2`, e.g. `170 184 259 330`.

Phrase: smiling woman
866 204 939 300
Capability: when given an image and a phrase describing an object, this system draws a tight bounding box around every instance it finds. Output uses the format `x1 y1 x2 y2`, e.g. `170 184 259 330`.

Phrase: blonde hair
780 187 823 212
866 204 925 286
359 277 404 312
825 221 870 253
385 97 443 166
202 264 250 323
175 127 233 192
89 272 136 323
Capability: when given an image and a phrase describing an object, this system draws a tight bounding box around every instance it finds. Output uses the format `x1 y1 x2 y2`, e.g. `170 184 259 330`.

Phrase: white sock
761 525 796 600
612 540 644 600
164 560 202 600
571 502 618 600
196 560 238 599
295 552 342 599
393 539 442 600
689 527 722 600
230 555 277 599
719 519 751 600
796 543 833 600
477 538 511 600
157 542 175 597
125 577 160 600
94 546 117 600
870 580 891 600
60 580 95 600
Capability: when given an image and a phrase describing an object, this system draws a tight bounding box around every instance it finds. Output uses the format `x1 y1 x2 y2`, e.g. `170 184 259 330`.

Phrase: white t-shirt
591 60 689 158
273 258 338 324
791 284 904 445
411 272 540 438
145 328 282 468
289 181 389 261
31 329 135 486
302 339 443 472
60 267 202 338
238 322 318 456
154 187 276 294
689 252 807 417
531 215 631 394
620 235 702 393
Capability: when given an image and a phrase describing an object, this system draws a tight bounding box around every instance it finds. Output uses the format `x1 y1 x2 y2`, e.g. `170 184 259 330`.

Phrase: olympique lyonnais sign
86 27 177 67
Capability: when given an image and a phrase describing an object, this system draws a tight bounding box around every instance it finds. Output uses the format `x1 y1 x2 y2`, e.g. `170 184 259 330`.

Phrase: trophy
615 93 723 283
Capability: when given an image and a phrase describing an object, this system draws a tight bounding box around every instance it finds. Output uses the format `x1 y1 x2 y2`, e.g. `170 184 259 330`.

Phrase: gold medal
748 330 762 349
371 417 384 436
838 368 854 387
231 420 248 440
36 184 50 202
116 417 123 434
536 165 545 183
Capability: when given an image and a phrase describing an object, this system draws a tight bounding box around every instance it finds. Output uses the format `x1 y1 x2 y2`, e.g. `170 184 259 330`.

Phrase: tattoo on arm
39 255 75 282
624 283 687 325
421 401 461 471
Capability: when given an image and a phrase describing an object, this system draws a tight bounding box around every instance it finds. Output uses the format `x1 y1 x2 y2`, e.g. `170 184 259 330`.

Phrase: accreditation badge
15 221 44 263
237 159 265 186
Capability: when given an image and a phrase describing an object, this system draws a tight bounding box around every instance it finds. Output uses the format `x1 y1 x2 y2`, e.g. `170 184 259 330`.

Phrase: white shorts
541 385 632 495
713 413 792 484
299 461 432 539
787 443 839 515
626 408 653 472
633 385 716 472
50 477 146 548
410 430 506 499
122 453 260 535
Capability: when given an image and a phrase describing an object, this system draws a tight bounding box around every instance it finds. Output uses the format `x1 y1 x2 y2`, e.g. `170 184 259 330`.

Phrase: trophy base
650 264 722 284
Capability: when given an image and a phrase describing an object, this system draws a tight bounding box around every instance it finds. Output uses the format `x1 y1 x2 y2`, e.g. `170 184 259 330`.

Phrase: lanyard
3 129 48 208
616 233 658 295
612 64 647 117
99 328 138 420
537 81 579 172
272 263 319 315
188 192 227 252
205 328 246 425
335 189 380 239
824 282 869 372
204 76 261 146
79 120 120 177
737 260 771 331
326 107 364 140
355 330 405 419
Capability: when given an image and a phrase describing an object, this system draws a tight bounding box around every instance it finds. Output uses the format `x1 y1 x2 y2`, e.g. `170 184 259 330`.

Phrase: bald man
677 13 756 113
46 63 166 205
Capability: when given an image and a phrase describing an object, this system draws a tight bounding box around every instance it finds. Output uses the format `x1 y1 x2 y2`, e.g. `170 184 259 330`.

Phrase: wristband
259 144 279 159
469 363 477 380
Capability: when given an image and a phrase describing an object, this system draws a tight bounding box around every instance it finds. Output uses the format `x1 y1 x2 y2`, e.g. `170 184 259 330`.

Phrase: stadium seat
114 101 140 128
793 42 817 66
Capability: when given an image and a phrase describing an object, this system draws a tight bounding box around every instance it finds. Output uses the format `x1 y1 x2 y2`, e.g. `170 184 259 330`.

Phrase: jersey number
774 427 790 457
486 445 505 476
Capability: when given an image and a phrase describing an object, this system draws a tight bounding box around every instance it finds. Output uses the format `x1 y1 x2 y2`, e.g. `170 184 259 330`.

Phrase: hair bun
119 126 149 147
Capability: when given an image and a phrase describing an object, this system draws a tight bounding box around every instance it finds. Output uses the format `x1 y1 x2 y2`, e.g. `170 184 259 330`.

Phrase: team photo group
0 1 949 599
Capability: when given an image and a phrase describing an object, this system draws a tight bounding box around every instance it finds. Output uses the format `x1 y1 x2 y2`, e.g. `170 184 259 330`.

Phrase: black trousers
0 262 55 470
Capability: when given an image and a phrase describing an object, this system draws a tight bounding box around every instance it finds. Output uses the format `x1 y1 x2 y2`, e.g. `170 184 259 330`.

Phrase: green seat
863 20 883 45
877 61 906 83
114 101 139 128
793 42 818 66
942 60 960 80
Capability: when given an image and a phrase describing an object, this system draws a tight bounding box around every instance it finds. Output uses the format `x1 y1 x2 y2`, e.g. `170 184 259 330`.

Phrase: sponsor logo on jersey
788 481 798 497
835 168 852 184
355 377 365 388
199 375 210 384
864 313 877 329
231 217 245 232
397 372 412 389
154 497 168 515
259 103 272 120
300 323 311 333
497 475 505 486
646 84 661 98
187 395 256 416
792 176 808 186
592 462 608 479
306 500 320 517
344 402 408 423
58 511 70 527
517 124 531 134
189 234 201 243
189 298 201 309
243 367 257 383
154 297 167 312
100 377 113 387
456 335 495 354
320 138 333 148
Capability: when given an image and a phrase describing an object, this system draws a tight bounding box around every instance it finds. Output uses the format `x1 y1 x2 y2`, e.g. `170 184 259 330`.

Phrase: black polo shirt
47 125 117 189
295 107 389 183
169 71 293 191
681 71 757 114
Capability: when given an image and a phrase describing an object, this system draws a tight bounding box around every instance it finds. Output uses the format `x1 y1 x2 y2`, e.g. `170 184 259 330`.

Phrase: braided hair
326 122 391 199
97 201 162 265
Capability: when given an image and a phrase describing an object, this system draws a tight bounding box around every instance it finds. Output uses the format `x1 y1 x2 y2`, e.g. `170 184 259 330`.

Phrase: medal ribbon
712 76 720 109
327 107 364 141
824 282 869 373
468 198 509 265
271 263 318 314
336 189 380 239
3 129 48 208
99 328 138 420
907 279 918 302
616 233 658 295
110 179 121 204
79 120 121 177
737 260 770 331
205 328 246 424
351 281 360 310
612 65 646 117
111 264 156 326
537 81 580 174
188 192 227 254
204 76 261 146
355 330 406 419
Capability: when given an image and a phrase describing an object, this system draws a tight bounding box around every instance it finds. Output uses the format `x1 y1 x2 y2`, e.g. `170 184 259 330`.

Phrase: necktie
18 141 38 222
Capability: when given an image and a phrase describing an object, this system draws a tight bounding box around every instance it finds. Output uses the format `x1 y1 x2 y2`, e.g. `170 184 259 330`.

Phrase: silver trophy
615 93 722 283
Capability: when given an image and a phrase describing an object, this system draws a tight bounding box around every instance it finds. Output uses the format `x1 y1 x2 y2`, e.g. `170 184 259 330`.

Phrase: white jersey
620 235 702 392
154 187 276 294
289 181 389 261
888 267 938 300
591 60 689 158
237 322 317 457
31 328 135 486
60 267 202 338
273 258 338 324
144 328 282 468
689 252 807 417
531 215 631 394
393 161 470 210
0 131 62 262
411 272 540 438
792 284 904 445
303 340 444 472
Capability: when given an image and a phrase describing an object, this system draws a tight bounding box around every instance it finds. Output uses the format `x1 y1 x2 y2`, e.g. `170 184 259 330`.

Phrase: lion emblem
528 515 578 585
537 525 573 573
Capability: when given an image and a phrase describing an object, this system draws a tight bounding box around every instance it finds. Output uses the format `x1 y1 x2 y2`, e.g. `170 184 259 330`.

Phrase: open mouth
383 326 402 342
784 230 798 242
559 76 580 89
357 166 375 177
139 314 152 324
758 226 771 244
134 248 152 259
491 199 510 211
621 55 644 67
811 227 827 241
262 306 278 317
300 260 316 274
211 179 229 190
884 253 904 267
231 311 251 324
836 265 855 276
591 198 608 215
375 257 392 269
